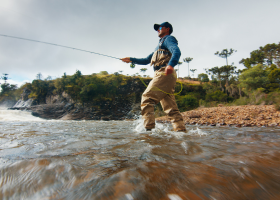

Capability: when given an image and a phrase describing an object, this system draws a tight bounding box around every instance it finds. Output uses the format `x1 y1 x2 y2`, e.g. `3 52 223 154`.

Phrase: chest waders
138 37 183 95
150 39 172 70
140 36 186 132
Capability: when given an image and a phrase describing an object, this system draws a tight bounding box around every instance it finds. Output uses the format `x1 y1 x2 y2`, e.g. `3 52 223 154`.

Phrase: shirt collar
159 35 169 42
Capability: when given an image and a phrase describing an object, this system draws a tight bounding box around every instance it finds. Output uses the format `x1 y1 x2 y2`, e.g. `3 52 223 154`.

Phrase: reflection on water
1 111 280 199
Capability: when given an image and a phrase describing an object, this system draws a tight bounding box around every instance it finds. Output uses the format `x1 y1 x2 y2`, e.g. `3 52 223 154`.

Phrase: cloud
0 0 280 82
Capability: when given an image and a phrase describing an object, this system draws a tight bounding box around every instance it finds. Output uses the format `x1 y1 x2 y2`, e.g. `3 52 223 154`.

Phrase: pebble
156 105 280 127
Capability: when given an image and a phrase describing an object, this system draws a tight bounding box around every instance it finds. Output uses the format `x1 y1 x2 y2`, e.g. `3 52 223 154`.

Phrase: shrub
177 95 199 112
205 90 227 102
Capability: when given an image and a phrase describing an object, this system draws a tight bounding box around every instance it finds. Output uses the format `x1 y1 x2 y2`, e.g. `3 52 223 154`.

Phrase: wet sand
156 105 280 127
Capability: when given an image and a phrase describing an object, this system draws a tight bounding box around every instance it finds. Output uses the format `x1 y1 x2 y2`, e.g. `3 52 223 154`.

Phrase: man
121 22 186 132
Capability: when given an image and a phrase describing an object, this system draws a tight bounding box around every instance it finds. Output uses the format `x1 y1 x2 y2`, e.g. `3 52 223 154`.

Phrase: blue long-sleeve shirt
130 35 181 68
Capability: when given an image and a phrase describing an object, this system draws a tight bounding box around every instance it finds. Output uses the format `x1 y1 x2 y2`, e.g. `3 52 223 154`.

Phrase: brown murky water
1 110 280 200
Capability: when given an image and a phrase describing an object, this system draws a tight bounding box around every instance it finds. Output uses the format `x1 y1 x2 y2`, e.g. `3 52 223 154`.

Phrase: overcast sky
0 0 280 87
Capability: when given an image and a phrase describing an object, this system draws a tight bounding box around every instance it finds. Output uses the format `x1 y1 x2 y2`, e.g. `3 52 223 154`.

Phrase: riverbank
156 105 280 127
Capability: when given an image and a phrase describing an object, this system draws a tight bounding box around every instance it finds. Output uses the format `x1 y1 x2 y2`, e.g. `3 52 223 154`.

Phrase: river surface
1 109 280 200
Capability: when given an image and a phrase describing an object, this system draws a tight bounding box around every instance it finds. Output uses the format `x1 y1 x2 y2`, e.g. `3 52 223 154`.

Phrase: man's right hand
120 57 131 63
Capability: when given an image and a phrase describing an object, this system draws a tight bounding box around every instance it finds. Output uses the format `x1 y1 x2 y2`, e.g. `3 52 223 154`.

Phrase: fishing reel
130 62 135 68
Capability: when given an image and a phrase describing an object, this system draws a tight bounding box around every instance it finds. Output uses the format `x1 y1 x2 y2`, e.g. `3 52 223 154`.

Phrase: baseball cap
154 22 173 34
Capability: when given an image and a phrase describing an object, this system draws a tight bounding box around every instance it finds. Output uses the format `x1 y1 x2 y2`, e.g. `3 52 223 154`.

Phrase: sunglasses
159 27 163 30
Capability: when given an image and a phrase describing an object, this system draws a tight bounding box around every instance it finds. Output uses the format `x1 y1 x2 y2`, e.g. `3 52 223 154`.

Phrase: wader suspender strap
153 36 170 71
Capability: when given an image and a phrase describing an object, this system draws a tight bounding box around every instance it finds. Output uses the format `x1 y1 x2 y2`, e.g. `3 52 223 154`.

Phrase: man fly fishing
121 22 186 132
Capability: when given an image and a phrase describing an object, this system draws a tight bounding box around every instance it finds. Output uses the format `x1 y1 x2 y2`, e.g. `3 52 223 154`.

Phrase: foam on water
1 110 280 199
0 108 45 121
133 116 146 133
133 116 172 134
188 127 208 136
133 115 209 138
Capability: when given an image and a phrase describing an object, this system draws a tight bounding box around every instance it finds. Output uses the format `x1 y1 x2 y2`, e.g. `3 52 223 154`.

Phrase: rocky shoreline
5 96 280 127
156 105 280 127
5 88 141 120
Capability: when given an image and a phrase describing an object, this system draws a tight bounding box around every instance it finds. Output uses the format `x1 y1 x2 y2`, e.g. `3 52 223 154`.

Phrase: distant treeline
1 42 280 112
196 42 280 108
0 71 205 114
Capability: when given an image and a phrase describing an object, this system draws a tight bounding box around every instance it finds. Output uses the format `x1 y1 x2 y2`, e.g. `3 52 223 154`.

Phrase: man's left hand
165 65 174 75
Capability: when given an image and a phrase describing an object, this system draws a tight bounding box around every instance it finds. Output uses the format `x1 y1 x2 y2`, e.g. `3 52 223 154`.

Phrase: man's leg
160 94 186 132
141 67 176 130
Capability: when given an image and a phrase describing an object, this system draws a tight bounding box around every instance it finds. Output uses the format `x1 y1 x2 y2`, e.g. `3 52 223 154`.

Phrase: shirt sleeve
164 36 181 67
130 52 153 65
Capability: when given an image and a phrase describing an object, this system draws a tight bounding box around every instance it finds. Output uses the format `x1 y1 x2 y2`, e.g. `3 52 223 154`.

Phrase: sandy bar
156 105 280 127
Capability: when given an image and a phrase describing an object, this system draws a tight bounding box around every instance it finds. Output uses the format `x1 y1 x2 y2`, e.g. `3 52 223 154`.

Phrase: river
1 108 280 200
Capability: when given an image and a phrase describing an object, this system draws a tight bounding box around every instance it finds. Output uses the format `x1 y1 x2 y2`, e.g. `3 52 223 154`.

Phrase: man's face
157 26 170 38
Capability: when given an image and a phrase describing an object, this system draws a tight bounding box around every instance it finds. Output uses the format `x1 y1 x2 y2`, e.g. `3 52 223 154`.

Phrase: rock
243 124 252 127
21 88 31 101
268 123 278 127
156 105 280 127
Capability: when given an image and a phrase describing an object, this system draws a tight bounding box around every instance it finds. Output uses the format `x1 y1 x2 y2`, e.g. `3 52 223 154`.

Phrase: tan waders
141 67 186 132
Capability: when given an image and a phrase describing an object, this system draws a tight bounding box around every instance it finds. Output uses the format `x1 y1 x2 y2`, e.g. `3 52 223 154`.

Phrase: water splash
0 108 45 121
1 110 280 199
188 127 208 137
133 115 146 133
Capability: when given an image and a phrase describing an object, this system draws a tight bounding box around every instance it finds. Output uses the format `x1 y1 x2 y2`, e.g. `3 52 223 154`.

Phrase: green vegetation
0 70 206 115
197 45 280 108
1 42 280 115
239 43 280 69
0 74 19 103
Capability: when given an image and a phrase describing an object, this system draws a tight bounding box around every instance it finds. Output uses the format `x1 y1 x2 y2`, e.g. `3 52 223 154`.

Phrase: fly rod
0 33 120 60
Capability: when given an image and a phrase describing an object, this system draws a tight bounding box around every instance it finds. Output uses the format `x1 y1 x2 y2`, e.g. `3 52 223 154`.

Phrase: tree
268 68 280 84
205 90 228 102
267 67 280 91
140 68 147 74
190 69 196 78
238 64 269 92
74 70 82 78
198 73 209 83
215 48 237 66
203 68 210 75
209 66 223 89
239 43 280 69
260 43 280 66
1 73 9 83
46 76 52 80
30 79 50 103
183 57 193 78
99 71 108 75
220 65 237 87
0 73 17 96
36 73 43 80
114 72 120 76
0 83 17 95
177 61 182 78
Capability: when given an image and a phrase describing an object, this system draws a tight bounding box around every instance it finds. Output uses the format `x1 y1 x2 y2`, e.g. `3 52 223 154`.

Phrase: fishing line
0 34 120 60
0 33 183 95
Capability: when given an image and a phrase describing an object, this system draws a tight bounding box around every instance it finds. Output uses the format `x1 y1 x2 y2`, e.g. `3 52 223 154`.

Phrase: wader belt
153 65 166 71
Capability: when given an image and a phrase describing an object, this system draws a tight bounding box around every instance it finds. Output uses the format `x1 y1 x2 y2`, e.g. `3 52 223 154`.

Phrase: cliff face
11 78 147 120
30 96 141 120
